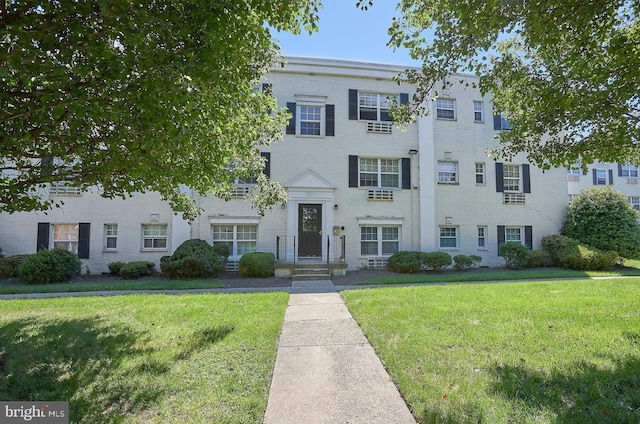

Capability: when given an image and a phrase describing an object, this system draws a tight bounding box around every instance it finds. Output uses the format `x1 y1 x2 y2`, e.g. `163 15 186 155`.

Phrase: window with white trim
473 101 484 122
53 224 79 254
360 226 399 256
475 163 486 185
596 169 607 185
438 161 458 184
503 164 521 192
436 98 456 120
629 196 640 211
213 224 257 257
104 224 117 250
299 105 323 136
477 226 487 249
621 164 639 177
358 92 392 121
439 226 458 249
568 165 582 175
359 158 399 188
142 224 167 249
505 227 522 243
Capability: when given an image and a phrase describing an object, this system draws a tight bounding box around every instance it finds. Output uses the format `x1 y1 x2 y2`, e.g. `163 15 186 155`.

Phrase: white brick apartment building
567 162 640 211
0 57 572 274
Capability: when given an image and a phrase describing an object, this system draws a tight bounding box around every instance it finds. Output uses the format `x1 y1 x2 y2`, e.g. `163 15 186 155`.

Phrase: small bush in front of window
0 254 33 278
420 251 452 271
452 254 482 270
119 261 156 279
160 239 226 279
523 250 554 268
107 261 126 276
238 252 275 278
17 248 81 284
387 251 421 273
498 242 530 269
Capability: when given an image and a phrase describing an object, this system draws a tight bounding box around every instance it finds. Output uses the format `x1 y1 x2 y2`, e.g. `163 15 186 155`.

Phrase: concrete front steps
291 264 332 281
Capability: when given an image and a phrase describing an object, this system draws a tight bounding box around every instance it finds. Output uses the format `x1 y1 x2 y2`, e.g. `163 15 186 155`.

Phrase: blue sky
273 1 421 66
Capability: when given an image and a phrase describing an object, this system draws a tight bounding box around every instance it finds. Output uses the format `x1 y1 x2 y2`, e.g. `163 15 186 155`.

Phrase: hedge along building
0 57 568 275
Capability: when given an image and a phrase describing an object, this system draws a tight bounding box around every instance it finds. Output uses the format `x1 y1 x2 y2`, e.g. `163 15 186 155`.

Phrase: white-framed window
477 226 487 249
568 165 582 175
360 226 399 256
142 224 168 250
473 101 484 122
299 105 323 136
503 164 521 192
104 224 117 250
212 224 257 257
53 224 79 254
569 194 577 203
438 161 458 184
475 163 486 185
505 227 523 243
436 98 456 120
439 226 458 249
629 196 640 211
359 158 400 188
621 163 639 177
358 92 392 121
596 169 607 185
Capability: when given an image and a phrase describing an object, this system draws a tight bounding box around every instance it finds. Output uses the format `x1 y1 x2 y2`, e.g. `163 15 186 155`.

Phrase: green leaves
0 0 320 217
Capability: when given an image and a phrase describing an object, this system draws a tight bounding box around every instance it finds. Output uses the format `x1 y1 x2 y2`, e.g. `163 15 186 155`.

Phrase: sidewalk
263 280 416 424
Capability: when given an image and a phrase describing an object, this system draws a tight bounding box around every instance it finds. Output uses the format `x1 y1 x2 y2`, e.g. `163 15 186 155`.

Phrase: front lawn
0 292 288 423
341 279 640 423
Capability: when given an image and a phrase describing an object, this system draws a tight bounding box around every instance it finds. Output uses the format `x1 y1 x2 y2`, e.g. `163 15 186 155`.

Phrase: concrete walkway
263 280 416 424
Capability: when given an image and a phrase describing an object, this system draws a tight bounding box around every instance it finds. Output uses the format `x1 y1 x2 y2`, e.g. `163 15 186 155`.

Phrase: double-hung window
629 196 640 211
621 163 639 178
142 224 167 249
359 158 399 188
436 98 456 120
439 226 458 249
505 227 522 243
299 105 322 135
53 224 79 254
213 224 257 257
104 224 117 250
473 101 484 122
358 92 392 121
596 169 607 185
360 226 399 256
438 161 458 184
503 165 521 192
475 163 486 185
477 226 487 249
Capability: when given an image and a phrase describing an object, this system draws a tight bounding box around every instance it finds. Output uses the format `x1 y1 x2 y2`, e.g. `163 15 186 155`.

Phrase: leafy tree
563 187 640 258
1 1 320 219
364 0 640 168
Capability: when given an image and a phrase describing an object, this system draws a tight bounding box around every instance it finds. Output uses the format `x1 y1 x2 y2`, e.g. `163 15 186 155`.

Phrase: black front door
298 204 322 257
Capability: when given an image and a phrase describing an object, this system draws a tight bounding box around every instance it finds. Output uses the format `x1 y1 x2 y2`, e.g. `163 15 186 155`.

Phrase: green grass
352 266 640 286
0 278 224 294
0 292 288 423
341 279 640 423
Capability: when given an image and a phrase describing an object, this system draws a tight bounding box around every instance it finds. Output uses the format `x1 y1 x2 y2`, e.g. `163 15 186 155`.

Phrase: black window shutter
78 223 90 259
261 152 271 178
495 162 504 192
618 162 623 177
348 155 359 187
326 105 335 136
400 93 409 105
348 89 358 120
524 226 533 250
493 113 502 130
592 169 597 185
522 164 531 193
608 169 614 185
37 222 50 251
286 102 296 134
401 158 411 189
497 225 505 254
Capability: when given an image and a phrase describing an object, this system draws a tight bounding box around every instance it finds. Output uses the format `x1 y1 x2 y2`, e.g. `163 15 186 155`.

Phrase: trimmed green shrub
0 254 32 278
212 243 230 258
160 239 226 279
119 261 156 279
107 261 126 276
564 186 640 258
453 254 482 270
420 251 452 271
541 234 578 264
387 251 421 273
499 241 530 269
17 248 81 284
238 252 275 278
541 234 619 271
524 250 554 268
